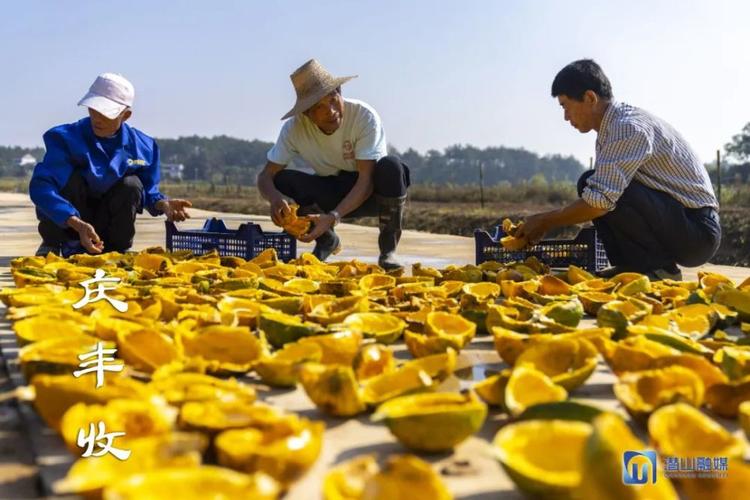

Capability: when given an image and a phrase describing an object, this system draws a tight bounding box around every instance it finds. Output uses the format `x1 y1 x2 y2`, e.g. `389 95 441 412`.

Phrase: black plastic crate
474 225 609 272
166 218 296 262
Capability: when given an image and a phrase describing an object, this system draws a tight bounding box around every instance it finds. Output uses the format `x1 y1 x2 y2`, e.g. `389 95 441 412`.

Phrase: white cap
77 73 135 119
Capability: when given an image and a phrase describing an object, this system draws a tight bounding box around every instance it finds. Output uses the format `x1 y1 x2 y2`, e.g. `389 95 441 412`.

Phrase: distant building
162 163 184 181
17 154 37 167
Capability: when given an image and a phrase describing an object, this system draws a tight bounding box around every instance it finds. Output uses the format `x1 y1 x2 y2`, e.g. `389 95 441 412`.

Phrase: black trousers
273 155 410 218
578 170 721 270
38 171 143 252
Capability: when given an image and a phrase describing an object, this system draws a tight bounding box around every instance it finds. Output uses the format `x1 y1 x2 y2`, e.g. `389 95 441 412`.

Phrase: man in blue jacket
29 73 192 256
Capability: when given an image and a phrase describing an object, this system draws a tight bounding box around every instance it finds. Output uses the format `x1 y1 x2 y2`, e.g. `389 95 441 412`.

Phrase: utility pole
479 160 485 209
589 157 593 170
716 149 721 207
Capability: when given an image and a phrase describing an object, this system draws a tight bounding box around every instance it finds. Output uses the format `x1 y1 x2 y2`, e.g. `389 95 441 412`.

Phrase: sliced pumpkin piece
679 458 750 500
134 252 172 272
516 401 604 423
12 315 90 345
614 366 704 422
298 330 363 366
493 419 591 498
216 414 324 485
713 288 750 322
372 391 487 452
359 274 396 291
648 403 745 459
540 300 584 327
505 365 568 416
739 400 750 441
298 363 366 417
404 329 463 357
425 311 476 347
714 346 750 380
19 335 112 381
352 344 396 381
322 454 379 500
462 281 501 301
101 465 279 500
31 373 152 430
307 296 369 326
178 325 266 373
258 311 323 348
361 366 433 406
580 413 678 499
59 398 177 452
279 203 312 239
567 265 595 285
282 277 319 295
343 312 405 344
53 433 208 497
597 298 652 338
514 338 598 391
118 327 179 373
179 400 283 434
318 278 359 296
650 353 727 389
473 370 511 408
254 342 322 387
617 275 651 296
490 326 534 365
401 348 457 383
150 373 256 406
260 296 304 315
705 374 750 418
361 454 452 500
601 335 681 375
216 296 266 328
577 291 616 316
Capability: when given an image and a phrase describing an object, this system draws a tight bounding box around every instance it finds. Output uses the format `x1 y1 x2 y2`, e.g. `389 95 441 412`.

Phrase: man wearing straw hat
257 59 410 270
29 72 192 256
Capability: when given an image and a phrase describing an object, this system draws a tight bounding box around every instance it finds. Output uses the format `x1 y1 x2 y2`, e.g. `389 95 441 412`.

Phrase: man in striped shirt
517 59 720 280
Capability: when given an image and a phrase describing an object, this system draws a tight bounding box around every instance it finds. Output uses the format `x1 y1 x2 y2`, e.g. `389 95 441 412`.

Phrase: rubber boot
35 242 61 257
312 229 341 262
377 195 406 271
297 204 341 262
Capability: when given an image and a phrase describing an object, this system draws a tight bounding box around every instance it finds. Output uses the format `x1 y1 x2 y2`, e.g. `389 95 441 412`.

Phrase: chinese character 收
72 268 128 313
77 421 130 460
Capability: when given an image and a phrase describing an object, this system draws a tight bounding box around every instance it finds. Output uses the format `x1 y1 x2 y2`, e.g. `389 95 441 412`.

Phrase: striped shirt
582 101 718 211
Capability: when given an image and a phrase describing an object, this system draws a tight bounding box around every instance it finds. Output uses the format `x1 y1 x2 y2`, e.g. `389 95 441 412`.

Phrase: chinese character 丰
72 342 124 388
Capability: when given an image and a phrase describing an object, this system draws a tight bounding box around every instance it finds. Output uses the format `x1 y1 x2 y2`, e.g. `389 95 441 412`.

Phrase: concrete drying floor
1 192 748 499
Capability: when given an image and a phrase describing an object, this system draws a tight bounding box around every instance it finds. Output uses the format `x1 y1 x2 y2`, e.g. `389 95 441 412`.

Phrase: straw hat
281 59 357 120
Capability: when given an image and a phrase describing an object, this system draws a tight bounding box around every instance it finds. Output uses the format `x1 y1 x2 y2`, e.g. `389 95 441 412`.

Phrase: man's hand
299 213 336 243
270 197 291 226
66 216 104 254
515 213 552 245
157 199 192 222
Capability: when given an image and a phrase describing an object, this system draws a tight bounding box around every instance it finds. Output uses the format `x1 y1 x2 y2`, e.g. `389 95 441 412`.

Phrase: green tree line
4 119 750 185
0 136 585 185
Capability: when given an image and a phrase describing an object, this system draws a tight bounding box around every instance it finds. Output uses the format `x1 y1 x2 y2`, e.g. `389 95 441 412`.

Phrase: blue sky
2 0 749 165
